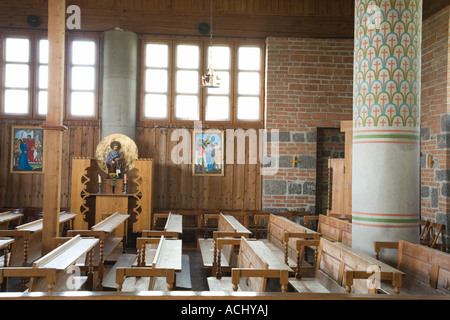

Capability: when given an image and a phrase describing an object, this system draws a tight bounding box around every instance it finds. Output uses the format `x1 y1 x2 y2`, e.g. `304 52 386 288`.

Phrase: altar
70 157 153 234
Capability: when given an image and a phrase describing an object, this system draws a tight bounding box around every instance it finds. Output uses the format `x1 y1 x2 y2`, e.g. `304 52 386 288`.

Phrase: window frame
65 34 101 121
139 36 265 127
173 40 204 123
0 32 34 119
35 35 49 118
0 30 102 121
233 41 266 124
141 41 173 122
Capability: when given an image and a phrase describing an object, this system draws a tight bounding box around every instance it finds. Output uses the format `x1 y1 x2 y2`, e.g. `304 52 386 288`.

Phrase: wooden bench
0 211 24 230
152 213 183 235
289 237 403 295
251 211 310 239
207 237 290 293
0 212 76 267
254 214 320 276
115 235 181 292
153 209 203 248
304 214 352 246
0 238 14 268
420 220 446 252
116 267 176 292
67 212 130 286
147 213 183 239
198 213 251 276
0 235 98 292
374 240 450 295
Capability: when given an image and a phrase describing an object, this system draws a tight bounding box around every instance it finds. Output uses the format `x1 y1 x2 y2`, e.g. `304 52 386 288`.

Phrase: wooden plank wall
0 120 261 211
135 126 261 211
0 0 355 38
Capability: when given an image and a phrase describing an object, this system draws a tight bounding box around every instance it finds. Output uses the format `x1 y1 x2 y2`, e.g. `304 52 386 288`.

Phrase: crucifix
289 156 298 167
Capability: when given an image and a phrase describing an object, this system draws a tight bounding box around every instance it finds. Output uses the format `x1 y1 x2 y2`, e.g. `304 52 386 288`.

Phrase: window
141 38 264 124
175 44 200 121
205 46 231 121
237 46 263 121
68 39 97 117
37 39 49 115
144 43 169 119
0 32 100 119
3 37 31 115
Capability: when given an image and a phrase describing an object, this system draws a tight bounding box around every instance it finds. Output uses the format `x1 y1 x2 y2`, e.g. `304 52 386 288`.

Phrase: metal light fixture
202 0 220 88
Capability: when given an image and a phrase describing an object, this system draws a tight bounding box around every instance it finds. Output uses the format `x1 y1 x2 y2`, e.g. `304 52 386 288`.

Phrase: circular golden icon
95 133 138 174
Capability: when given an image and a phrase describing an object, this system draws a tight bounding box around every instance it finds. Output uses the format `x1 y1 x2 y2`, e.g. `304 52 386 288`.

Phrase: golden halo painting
95 133 138 175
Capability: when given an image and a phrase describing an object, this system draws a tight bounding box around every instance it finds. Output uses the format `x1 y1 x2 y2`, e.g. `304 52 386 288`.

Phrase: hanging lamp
201 0 220 88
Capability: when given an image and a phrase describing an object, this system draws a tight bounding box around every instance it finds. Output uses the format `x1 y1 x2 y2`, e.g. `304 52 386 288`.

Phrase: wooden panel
267 214 318 263
0 122 261 216
398 240 450 294
135 127 262 211
340 120 352 216
327 158 345 216
0 0 355 38
237 238 268 292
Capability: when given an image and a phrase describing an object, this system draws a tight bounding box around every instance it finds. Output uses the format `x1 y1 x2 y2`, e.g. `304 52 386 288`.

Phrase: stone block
303 181 316 195
288 181 302 195
263 180 286 195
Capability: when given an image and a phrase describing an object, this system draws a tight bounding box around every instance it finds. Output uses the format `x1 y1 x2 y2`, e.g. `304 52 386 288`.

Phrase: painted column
101 29 138 140
352 0 422 262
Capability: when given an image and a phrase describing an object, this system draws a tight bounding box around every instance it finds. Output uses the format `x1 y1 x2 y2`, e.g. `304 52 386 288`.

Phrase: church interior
0 0 449 303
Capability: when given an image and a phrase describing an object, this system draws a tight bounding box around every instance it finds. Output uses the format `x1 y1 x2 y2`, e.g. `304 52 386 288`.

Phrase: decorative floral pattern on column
354 0 422 144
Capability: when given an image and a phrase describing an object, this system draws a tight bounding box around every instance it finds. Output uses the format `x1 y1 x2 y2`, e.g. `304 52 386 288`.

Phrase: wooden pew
304 214 352 246
102 218 182 291
198 213 251 276
146 212 183 239
135 236 182 270
0 211 24 230
254 214 319 276
251 211 310 239
0 212 76 267
0 238 14 269
0 235 98 292
289 238 403 294
420 220 446 251
207 237 290 293
67 212 130 286
374 240 450 295
115 235 181 291
152 212 183 234
153 209 203 248
116 267 176 292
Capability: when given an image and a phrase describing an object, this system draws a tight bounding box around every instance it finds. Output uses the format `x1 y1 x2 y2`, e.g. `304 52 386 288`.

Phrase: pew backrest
0 212 77 267
235 237 269 292
316 238 402 294
265 214 318 263
29 235 98 292
397 240 450 295
0 211 24 230
318 214 352 246
91 212 129 233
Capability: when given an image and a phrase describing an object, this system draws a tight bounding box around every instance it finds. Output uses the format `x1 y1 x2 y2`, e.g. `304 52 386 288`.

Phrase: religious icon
192 130 224 176
95 133 139 177
11 126 44 173
106 140 124 177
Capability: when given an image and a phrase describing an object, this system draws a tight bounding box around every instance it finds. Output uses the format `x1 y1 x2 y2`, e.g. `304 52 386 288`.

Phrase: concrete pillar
101 29 138 141
352 0 422 262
